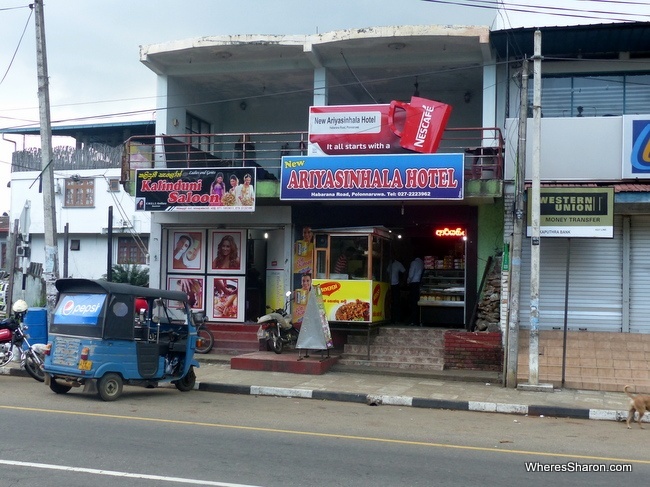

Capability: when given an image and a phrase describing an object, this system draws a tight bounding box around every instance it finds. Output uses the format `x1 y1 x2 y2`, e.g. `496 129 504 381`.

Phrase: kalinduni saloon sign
280 153 464 201
526 187 614 238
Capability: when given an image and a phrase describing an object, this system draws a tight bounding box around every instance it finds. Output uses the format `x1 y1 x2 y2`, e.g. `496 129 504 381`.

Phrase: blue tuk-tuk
43 278 200 401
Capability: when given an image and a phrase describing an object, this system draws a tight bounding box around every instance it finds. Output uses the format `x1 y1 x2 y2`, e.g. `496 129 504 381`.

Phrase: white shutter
629 216 650 333
518 215 623 332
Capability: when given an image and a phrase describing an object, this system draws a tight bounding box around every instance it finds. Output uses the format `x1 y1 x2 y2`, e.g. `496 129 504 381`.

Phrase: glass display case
311 227 391 323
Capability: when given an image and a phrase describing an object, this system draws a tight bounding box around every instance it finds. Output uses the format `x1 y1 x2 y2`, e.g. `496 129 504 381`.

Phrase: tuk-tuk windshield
152 299 189 324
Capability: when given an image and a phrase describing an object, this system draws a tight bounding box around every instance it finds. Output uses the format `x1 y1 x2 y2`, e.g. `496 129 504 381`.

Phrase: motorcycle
257 291 300 354
0 299 46 382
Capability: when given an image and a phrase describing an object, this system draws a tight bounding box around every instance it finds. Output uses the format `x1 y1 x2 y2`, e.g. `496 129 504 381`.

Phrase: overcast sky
1 0 648 214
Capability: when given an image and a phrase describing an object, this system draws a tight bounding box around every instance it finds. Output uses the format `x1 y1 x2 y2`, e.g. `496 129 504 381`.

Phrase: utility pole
505 58 529 388
33 0 59 311
519 29 552 392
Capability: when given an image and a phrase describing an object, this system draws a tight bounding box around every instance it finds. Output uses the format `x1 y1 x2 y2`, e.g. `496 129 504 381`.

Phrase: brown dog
625 385 650 429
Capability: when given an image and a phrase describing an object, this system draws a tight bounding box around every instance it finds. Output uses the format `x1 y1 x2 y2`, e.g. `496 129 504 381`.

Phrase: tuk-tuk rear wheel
49 378 72 394
98 373 123 401
175 366 196 392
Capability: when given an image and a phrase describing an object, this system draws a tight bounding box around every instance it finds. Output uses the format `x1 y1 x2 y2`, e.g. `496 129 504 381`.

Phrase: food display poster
313 279 389 323
135 167 256 212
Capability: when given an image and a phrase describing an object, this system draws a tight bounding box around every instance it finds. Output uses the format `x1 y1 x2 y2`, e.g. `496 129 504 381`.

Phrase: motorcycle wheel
195 326 214 354
98 373 123 401
268 329 283 354
24 351 45 382
174 366 196 392
49 378 72 395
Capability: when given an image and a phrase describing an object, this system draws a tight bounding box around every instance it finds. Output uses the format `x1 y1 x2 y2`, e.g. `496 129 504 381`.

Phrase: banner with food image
209 276 245 322
313 279 389 323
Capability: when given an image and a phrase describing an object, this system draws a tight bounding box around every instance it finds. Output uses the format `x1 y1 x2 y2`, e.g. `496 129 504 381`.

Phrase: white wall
503 116 625 182
9 168 151 279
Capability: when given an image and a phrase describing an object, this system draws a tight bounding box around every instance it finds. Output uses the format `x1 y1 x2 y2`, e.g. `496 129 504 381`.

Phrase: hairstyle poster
167 276 205 311
209 276 245 321
210 231 245 273
169 230 205 273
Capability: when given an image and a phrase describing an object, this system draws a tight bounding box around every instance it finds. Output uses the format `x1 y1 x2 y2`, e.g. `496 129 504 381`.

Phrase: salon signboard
134 167 256 212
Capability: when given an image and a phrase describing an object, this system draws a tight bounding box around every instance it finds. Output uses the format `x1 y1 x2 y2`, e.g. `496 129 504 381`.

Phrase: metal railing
118 127 504 186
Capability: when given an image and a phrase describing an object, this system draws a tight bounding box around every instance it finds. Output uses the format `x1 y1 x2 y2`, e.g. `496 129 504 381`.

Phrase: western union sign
526 187 614 238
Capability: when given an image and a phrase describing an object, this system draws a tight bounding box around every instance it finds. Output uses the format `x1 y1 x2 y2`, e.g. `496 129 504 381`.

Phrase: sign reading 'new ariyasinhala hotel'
526 187 614 238
281 96 463 201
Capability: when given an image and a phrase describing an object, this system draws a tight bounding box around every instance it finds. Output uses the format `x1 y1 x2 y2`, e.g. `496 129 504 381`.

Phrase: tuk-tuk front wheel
175 366 196 392
98 373 123 401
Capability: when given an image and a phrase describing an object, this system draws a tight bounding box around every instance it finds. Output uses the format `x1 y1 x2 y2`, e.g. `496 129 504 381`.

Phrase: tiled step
206 323 260 355
340 327 446 371
343 343 444 359
337 357 444 371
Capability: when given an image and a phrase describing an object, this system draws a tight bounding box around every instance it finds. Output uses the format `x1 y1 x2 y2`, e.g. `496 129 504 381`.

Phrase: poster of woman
167 276 205 310
170 230 205 272
209 277 245 321
210 231 245 273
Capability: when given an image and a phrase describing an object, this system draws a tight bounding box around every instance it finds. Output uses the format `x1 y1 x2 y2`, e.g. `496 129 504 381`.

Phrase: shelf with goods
418 257 465 308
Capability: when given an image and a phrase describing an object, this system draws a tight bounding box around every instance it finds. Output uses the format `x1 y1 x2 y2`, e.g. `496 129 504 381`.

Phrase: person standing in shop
387 258 406 324
407 254 424 326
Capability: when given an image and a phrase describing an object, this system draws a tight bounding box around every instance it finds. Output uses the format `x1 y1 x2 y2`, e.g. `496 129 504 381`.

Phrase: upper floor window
64 178 94 207
535 73 650 118
185 112 211 152
117 237 149 265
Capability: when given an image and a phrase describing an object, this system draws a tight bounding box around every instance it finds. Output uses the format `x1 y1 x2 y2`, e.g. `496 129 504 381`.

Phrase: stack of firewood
474 256 502 332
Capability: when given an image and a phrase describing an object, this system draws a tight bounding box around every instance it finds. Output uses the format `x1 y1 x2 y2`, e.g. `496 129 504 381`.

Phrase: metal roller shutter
518 215 623 332
629 215 650 334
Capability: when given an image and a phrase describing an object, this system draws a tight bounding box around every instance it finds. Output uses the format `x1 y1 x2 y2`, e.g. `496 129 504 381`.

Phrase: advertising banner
280 153 464 201
526 187 614 238
313 279 389 323
135 167 256 212
308 97 452 156
622 115 650 178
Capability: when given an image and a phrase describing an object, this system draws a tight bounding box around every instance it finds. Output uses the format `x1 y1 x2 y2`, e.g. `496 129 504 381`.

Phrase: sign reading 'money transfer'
526 187 614 238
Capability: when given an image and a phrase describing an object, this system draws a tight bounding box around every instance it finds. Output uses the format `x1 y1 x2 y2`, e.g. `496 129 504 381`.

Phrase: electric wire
0 6 32 86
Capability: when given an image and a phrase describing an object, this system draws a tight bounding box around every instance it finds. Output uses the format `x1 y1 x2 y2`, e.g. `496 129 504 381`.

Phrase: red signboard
308 97 451 156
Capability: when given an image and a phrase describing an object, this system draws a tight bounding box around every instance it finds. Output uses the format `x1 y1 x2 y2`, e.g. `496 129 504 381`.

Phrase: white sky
1 0 648 214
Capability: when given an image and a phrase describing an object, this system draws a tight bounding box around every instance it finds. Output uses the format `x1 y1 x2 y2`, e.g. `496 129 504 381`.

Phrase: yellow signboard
313 279 389 323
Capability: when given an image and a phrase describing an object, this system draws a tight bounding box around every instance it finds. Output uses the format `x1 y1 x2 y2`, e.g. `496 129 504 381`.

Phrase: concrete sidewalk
2 354 640 424
193 355 635 423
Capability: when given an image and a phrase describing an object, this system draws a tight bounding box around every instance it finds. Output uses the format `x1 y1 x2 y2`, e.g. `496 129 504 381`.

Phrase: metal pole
529 30 542 386
561 238 571 387
107 206 113 281
505 58 529 388
33 0 59 311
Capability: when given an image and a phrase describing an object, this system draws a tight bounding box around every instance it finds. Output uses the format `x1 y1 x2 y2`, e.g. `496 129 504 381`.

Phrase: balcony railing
120 127 503 186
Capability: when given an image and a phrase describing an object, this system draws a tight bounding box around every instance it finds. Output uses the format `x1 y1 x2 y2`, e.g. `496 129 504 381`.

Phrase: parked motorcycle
257 291 300 354
0 300 46 382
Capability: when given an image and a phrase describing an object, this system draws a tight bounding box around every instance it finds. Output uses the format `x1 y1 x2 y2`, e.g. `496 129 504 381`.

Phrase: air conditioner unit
16 246 30 258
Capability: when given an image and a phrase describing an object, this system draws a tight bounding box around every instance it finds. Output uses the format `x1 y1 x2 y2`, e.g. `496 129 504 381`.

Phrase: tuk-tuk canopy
55 279 188 304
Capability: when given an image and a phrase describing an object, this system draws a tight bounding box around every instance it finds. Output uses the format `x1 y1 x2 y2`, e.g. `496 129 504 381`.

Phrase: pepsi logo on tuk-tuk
55 295 106 325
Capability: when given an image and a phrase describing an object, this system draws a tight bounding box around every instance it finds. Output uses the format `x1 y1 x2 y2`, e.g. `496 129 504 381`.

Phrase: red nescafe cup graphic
388 96 452 153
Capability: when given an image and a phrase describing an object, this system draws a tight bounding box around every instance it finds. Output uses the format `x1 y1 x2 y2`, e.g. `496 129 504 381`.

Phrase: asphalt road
1 375 649 486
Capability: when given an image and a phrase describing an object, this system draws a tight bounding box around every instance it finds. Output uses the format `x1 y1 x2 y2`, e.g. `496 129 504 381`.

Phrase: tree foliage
102 264 149 287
